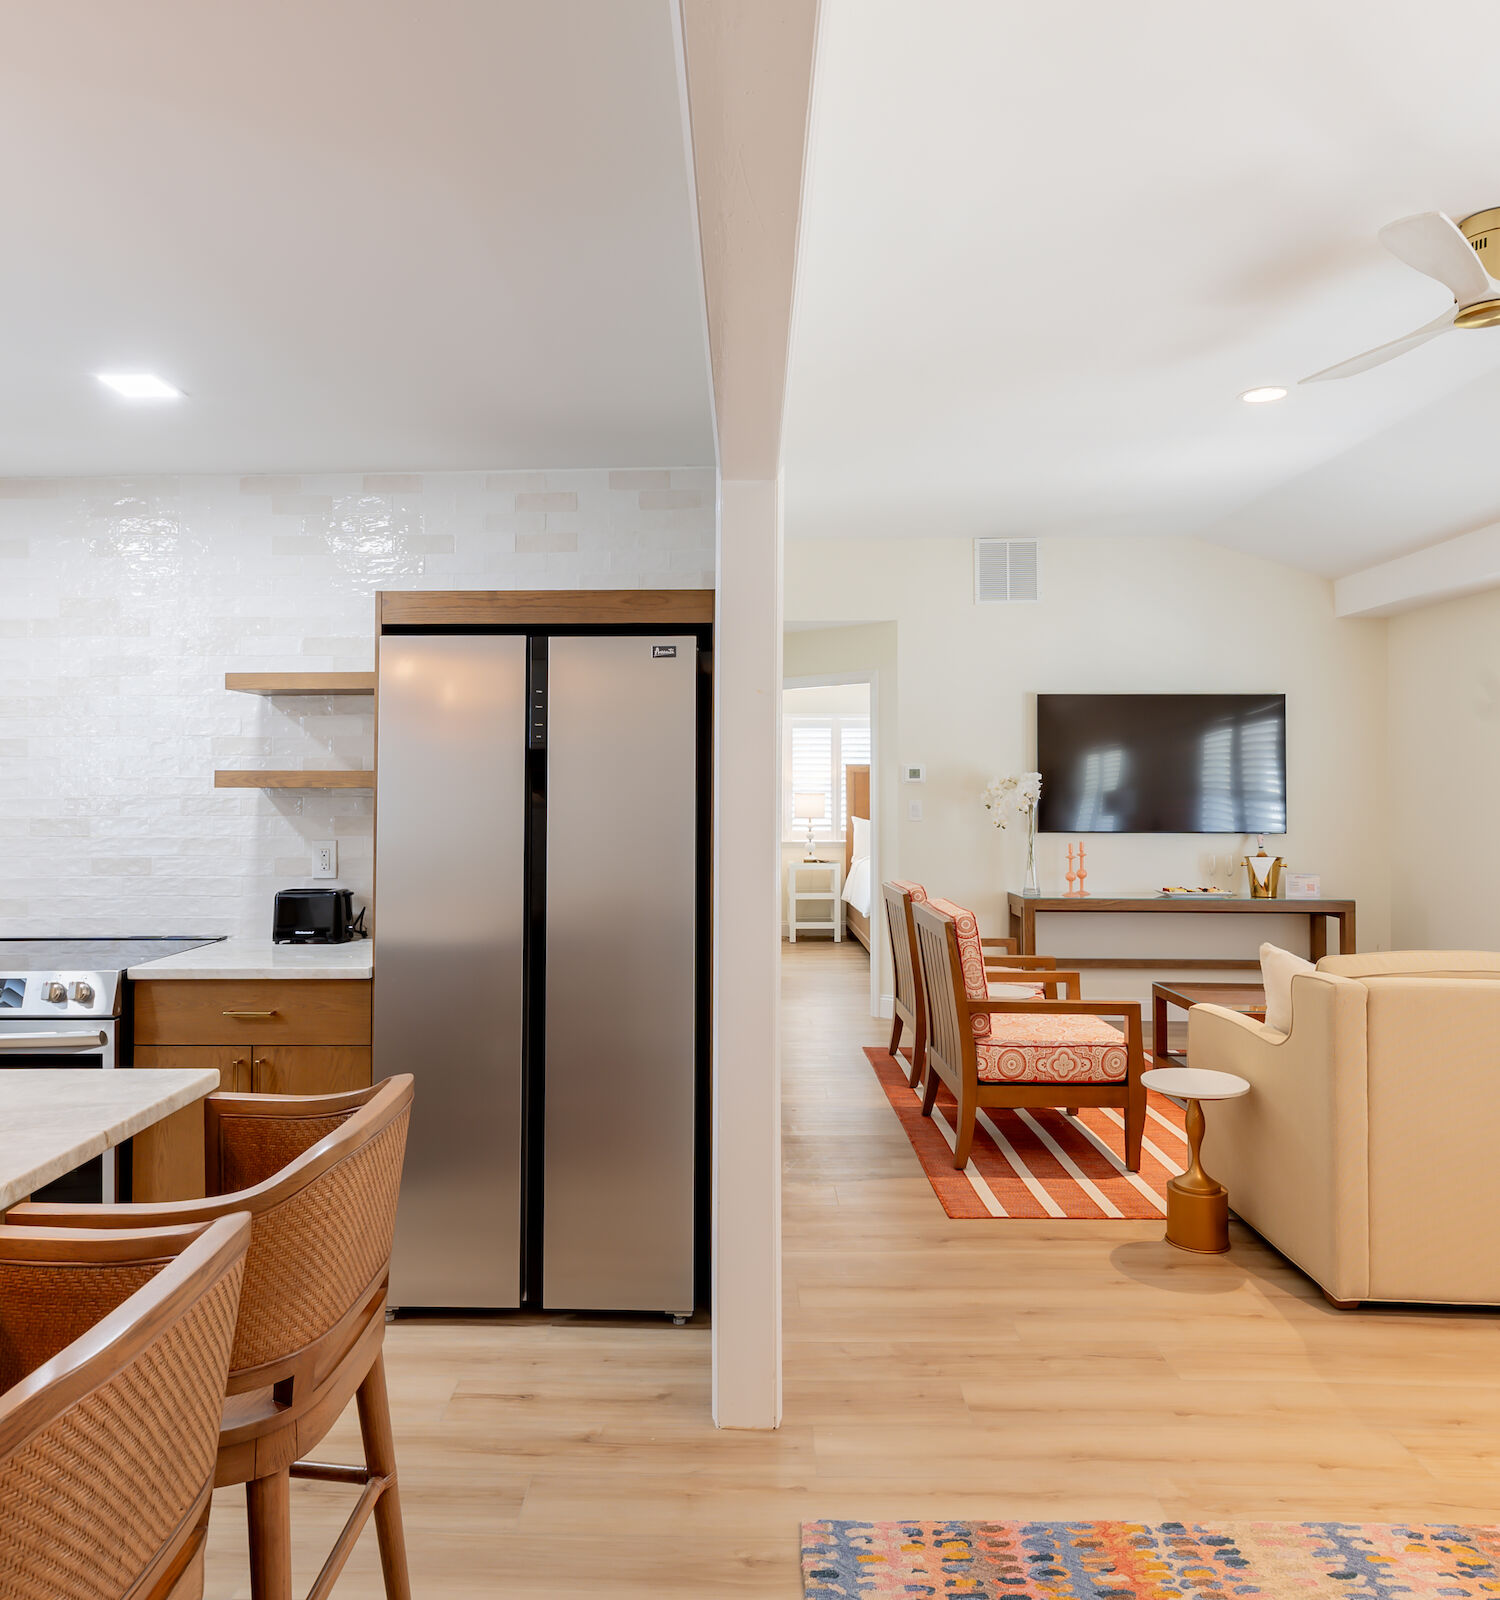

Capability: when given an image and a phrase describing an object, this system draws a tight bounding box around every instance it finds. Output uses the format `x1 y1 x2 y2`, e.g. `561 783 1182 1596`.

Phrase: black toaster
272 888 366 944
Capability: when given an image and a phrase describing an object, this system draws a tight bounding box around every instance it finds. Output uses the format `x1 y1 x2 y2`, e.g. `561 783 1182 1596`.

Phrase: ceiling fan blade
1299 308 1458 383
1378 211 1492 306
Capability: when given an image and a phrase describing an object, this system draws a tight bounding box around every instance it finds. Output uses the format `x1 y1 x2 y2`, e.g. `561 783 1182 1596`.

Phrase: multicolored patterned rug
801 1519 1500 1598
865 1047 1187 1219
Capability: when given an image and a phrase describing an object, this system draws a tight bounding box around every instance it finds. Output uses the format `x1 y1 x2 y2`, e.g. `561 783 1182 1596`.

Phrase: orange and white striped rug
865 1047 1189 1219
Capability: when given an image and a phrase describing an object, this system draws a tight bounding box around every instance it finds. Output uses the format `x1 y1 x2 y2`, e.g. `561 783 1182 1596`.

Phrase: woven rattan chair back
9 1077 416 1600
0 1215 249 1600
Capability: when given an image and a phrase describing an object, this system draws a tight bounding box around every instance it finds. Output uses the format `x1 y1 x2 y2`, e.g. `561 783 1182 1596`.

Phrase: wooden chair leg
906 1032 926 1091
952 1092 976 1169
356 1350 413 1600
920 1061 941 1118
1123 1079 1145 1173
246 1468 293 1600
889 1015 903 1059
1065 1106 1078 1117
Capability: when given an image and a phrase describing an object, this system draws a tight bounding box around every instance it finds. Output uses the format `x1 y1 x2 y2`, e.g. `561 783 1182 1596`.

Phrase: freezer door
544 634 697 1312
375 634 528 1307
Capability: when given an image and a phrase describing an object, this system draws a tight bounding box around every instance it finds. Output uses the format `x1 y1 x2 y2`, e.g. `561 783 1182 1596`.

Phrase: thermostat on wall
904 764 925 782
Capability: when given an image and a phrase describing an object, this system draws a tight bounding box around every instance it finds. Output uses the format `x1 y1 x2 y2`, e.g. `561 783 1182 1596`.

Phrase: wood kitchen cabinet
130 979 372 1201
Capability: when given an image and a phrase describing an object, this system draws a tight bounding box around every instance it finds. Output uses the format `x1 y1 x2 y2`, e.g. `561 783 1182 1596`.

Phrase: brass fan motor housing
1459 207 1500 281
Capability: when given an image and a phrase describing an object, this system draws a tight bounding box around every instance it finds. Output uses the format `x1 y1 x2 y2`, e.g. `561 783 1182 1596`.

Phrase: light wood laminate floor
204 940 1500 1597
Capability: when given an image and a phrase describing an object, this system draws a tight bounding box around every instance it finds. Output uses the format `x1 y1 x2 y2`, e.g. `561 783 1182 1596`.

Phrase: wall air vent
974 538 1039 603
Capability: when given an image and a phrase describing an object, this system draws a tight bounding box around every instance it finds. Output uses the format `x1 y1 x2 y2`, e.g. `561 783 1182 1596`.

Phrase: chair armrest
968 991 1142 1021
982 954 1056 970
971 974 1083 1002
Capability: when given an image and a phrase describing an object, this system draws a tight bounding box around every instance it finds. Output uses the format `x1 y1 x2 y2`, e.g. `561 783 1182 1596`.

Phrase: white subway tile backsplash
0 467 714 935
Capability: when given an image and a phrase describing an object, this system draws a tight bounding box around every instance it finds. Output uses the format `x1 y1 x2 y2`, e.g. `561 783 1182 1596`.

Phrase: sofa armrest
1188 975 1370 1302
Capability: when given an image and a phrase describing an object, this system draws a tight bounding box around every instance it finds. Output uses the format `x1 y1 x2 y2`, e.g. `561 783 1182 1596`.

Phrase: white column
711 475 784 1429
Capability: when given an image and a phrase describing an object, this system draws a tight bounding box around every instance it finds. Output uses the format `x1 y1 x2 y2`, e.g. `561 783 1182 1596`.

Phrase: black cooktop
0 937 224 972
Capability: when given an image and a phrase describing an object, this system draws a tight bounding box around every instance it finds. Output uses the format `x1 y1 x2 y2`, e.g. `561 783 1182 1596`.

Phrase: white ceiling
0 0 713 475
784 0 1500 575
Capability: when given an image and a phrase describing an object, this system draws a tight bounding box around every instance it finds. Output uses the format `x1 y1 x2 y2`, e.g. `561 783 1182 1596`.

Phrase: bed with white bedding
842 766 873 952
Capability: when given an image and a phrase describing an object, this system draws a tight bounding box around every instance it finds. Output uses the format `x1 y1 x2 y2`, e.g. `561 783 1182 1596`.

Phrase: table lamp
793 792 826 860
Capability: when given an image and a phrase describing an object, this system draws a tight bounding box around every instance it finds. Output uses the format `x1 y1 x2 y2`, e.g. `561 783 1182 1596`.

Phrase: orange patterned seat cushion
926 897 994 1039
975 1012 1130 1084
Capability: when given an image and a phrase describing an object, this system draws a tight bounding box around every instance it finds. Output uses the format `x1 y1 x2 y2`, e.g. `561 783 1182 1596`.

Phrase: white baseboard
877 991 894 1019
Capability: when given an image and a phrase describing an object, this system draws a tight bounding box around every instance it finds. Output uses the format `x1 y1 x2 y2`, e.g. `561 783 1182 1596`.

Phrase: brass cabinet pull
222 1009 278 1019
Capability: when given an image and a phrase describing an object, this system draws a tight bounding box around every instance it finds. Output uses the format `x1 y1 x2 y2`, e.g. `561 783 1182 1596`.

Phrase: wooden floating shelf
214 770 375 790
225 672 375 695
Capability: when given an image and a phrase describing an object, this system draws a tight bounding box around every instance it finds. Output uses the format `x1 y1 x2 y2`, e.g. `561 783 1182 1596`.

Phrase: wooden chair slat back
882 882 920 1017
912 902 969 1079
0 1216 249 1600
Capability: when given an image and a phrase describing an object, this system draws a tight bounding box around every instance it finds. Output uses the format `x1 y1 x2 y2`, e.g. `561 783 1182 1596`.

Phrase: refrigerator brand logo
652 646 677 658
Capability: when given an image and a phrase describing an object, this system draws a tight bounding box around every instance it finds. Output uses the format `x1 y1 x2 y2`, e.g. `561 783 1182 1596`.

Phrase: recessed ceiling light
1240 386 1288 404
96 373 183 400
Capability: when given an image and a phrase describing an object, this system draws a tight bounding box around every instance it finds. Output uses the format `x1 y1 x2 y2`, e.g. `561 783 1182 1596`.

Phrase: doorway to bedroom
780 675 878 1013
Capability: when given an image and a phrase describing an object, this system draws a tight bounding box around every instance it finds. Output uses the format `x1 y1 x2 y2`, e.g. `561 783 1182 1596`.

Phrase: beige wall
1387 586 1500 949
784 535 1391 1004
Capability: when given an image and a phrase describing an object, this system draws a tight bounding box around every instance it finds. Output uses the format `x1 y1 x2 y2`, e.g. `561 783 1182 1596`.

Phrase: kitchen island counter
0 1067 218 1210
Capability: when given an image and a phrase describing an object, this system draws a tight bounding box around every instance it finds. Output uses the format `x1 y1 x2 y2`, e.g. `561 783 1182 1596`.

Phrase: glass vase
1022 807 1040 897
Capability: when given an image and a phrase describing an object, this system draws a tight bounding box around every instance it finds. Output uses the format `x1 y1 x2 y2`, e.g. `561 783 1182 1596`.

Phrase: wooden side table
1141 1065 1249 1253
1151 981 1266 1067
787 859 843 943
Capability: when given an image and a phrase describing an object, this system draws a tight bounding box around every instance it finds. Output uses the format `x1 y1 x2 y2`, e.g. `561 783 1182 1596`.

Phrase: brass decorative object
1243 841 1283 898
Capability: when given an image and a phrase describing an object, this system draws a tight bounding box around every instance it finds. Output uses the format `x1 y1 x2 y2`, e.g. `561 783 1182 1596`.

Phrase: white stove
0 937 221 1199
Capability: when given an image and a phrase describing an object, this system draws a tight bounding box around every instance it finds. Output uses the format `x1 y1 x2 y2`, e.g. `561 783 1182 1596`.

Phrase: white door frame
781 669 882 1018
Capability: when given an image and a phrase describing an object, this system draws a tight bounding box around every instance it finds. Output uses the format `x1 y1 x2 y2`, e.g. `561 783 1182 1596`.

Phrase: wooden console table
1006 893 1356 971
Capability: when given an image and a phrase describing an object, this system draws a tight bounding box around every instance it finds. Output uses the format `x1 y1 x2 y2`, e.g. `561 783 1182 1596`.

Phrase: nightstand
787 859 843 943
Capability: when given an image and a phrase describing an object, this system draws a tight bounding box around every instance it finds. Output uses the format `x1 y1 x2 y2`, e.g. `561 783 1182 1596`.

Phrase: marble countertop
127 937 373 981
0 1067 218 1211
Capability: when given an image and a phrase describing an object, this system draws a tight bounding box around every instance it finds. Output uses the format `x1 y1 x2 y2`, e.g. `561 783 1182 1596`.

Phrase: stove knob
44 981 66 1004
70 982 95 1005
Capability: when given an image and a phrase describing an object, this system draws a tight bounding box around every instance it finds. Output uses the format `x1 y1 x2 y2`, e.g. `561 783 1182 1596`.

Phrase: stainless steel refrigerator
374 630 703 1314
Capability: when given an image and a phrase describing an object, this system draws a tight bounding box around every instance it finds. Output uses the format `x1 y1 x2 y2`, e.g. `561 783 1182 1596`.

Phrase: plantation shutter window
783 714 871 839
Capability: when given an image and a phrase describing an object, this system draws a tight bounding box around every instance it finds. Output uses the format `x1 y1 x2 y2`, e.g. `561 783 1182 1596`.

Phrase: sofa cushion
975 1013 1129 1084
926 897 992 1039
1317 950 1500 980
1261 942 1315 1033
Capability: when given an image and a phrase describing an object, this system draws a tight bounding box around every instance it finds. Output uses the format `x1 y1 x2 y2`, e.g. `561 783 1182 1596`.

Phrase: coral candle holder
1065 840 1089 897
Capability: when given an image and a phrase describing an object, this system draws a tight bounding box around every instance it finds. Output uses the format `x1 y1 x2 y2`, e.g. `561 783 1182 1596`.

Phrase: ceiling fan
1301 208 1500 383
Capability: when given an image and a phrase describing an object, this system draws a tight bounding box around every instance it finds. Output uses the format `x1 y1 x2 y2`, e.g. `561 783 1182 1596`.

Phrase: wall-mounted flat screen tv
1036 693 1286 834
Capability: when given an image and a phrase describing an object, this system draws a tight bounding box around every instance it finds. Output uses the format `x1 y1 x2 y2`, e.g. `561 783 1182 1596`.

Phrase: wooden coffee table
1150 981 1266 1068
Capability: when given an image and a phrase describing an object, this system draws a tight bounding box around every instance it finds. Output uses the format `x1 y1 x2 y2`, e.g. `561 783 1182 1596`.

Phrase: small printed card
1285 872 1321 899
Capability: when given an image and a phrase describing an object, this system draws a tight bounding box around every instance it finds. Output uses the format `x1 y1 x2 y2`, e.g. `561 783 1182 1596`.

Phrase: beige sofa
1188 950 1500 1307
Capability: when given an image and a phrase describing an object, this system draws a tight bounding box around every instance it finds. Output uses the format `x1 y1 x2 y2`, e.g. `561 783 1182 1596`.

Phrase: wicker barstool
0 1213 251 1600
7 1076 415 1600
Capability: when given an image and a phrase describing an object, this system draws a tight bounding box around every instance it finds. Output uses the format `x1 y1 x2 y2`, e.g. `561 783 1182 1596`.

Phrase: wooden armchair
884 882 1059 1093
0 1213 250 1600
5 1077 414 1600
912 899 1145 1170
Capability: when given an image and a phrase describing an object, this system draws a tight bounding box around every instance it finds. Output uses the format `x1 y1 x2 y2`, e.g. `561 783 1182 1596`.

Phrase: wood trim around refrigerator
377 589 715 629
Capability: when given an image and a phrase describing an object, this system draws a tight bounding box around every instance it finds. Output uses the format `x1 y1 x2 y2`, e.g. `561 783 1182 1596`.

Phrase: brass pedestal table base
1140 1066 1250 1254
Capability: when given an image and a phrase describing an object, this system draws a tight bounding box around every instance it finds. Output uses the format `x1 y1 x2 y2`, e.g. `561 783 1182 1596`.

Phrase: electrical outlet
312 840 337 879
907 800 923 821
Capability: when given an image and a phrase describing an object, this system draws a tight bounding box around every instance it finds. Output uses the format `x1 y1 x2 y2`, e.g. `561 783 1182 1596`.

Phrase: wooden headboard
844 763 870 877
